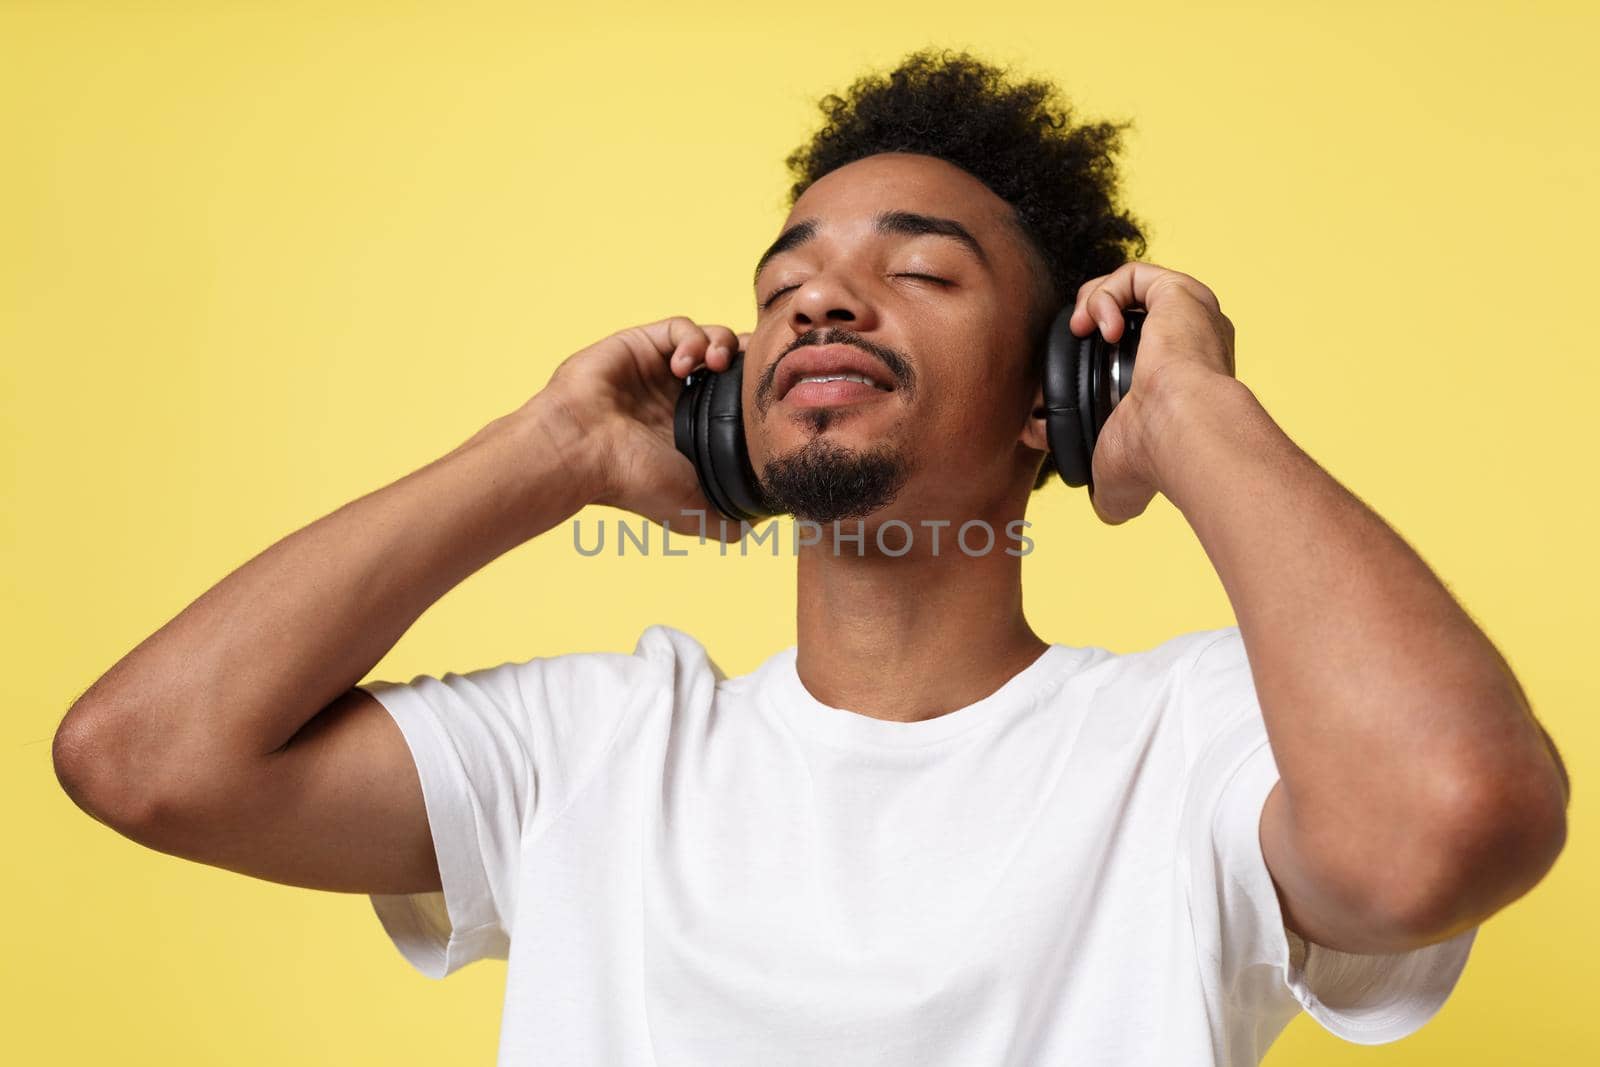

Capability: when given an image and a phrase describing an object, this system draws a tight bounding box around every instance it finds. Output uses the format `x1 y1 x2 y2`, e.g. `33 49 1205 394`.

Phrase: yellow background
4 1 1594 1062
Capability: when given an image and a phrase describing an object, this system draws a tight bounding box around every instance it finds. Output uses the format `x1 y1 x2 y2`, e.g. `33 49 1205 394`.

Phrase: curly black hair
784 47 1148 489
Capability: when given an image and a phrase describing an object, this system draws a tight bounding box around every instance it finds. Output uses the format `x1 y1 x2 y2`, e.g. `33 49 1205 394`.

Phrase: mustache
752 327 916 416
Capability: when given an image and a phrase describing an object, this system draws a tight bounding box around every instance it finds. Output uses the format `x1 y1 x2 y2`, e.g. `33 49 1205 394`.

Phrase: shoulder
439 625 727 742
1165 626 1252 696
631 624 722 675
1118 626 1250 699
621 624 739 709
1151 626 1244 673
630 624 727 684
1068 626 1257 762
514 625 723 693
1152 626 1263 769
1067 626 1244 692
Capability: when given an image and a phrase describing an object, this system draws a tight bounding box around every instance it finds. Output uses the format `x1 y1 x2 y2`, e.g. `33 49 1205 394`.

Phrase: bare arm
53 402 596 893
52 317 745 894
1072 263 1568 955
1159 372 1567 952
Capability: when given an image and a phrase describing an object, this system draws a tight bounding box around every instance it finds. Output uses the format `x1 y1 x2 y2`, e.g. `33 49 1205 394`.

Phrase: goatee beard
757 436 910 524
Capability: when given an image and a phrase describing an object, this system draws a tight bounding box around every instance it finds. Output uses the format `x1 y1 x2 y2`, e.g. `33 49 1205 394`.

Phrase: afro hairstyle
783 47 1149 489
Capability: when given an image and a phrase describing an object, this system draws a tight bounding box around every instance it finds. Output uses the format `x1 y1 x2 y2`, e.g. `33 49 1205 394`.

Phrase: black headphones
674 305 1146 524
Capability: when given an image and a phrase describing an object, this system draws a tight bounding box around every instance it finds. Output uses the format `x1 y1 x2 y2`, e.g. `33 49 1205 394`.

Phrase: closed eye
757 274 951 311
758 284 799 311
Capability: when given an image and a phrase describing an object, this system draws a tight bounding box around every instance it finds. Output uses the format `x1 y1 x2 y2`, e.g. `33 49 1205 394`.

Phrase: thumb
1088 477 1155 526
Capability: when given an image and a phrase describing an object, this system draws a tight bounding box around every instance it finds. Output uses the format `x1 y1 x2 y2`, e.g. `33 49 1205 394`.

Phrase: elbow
53 704 109 815
53 702 165 834
1380 767 1569 945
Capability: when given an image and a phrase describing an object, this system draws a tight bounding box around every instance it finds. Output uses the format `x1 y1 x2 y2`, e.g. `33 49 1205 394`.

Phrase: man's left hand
1068 261 1241 525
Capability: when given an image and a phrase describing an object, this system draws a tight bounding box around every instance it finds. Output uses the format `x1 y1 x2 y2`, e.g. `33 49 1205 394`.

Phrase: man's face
745 152 1046 527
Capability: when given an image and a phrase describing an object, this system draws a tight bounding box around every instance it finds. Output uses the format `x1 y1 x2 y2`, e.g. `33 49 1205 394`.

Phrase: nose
786 270 880 338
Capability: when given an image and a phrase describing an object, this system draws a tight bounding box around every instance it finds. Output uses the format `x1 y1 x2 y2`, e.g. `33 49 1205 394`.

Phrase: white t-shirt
360 624 1476 1066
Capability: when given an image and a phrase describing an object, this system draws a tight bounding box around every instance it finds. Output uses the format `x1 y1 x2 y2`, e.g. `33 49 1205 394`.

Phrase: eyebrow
752 209 990 287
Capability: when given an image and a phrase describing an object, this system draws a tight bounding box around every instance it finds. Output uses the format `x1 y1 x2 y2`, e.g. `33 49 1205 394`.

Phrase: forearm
59 397 598 800
1151 372 1566 905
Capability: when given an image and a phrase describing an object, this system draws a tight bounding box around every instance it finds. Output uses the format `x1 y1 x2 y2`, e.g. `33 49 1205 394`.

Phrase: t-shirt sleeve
357 646 658 979
1176 628 1478 1046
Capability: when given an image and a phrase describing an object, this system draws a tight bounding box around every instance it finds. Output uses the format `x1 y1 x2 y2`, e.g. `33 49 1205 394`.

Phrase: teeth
798 374 875 386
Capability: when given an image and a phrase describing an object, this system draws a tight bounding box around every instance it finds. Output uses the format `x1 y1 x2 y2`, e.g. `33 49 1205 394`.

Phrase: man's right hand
534 316 753 539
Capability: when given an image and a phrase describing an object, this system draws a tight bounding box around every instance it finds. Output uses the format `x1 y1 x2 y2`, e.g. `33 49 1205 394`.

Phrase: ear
1019 380 1050 453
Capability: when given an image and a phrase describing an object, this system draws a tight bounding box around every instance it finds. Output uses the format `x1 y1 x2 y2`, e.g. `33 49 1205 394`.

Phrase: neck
793 528 1049 723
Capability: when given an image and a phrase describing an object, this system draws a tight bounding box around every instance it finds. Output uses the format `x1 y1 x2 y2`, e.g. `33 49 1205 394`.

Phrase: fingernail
709 344 727 359
1097 318 1109 335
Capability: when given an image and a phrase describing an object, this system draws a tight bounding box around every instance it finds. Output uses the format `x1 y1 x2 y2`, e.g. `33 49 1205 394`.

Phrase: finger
1070 267 1145 340
1068 273 1113 336
1074 263 1147 342
1104 261 1222 319
1087 442 1156 525
636 316 701 373
702 324 740 373
658 316 712 378
1074 261 1193 343
1087 410 1156 525
1089 480 1154 527
1084 287 1128 344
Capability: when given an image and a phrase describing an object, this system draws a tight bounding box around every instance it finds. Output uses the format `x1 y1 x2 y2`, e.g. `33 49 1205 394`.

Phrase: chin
753 427 914 527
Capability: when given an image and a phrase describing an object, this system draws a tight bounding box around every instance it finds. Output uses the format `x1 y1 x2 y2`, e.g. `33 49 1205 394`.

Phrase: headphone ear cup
1076 327 1099 494
704 353 772 524
674 353 772 525
1042 306 1092 488
1042 306 1147 494
673 368 701 461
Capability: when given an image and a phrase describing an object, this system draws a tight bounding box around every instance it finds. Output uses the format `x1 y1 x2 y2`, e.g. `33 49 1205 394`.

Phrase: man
53 49 1567 1065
